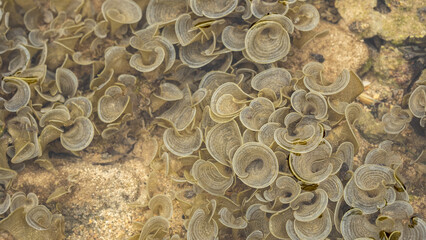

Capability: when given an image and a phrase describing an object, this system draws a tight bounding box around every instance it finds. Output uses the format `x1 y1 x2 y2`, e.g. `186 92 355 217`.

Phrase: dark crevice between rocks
373 0 391 14
410 118 426 137
400 45 426 60
399 44 426 94
406 57 425 92
398 41 426 136
364 36 385 52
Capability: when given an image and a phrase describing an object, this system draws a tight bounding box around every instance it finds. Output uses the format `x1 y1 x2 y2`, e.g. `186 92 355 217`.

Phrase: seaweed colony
0 0 425 239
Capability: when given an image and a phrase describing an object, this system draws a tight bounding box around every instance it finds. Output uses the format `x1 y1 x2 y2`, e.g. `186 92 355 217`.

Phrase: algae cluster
0 0 425 240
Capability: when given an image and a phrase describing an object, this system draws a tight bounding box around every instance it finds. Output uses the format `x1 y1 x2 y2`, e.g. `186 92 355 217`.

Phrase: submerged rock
373 44 412 87
336 0 426 43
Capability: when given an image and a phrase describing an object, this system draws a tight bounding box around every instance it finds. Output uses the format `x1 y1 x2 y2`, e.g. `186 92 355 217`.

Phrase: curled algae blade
191 159 233 196
240 97 275 131
291 89 328 120
102 0 142 33
97 86 131 124
294 208 332 240
187 209 218 240
289 141 334 184
139 216 170 240
251 0 289 19
245 20 290 64
60 116 94 152
1 78 31 112
408 85 426 119
218 207 248 229
206 120 242 166
26 205 53 231
163 127 202 157
232 142 279 188
289 4 320 32
264 176 301 204
382 106 412 134
55 67 78 98
274 112 324 154
190 0 238 18
147 0 188 26
222 25 248 51
148 194 173 219
251 68 292 96
290 189 328 222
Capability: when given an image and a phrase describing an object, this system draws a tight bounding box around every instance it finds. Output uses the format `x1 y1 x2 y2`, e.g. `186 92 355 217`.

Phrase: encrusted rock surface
336 0 426 42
